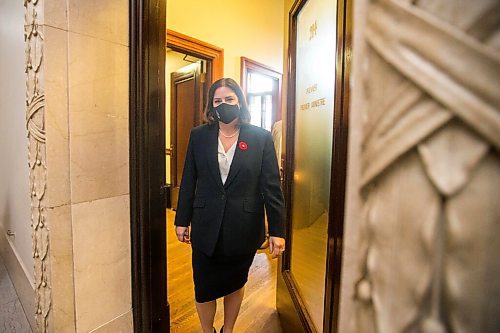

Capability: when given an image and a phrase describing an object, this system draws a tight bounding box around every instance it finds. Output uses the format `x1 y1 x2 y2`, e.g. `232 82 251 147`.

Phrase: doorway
167 50 206 209
165 29 224 209
277 0 351 332
163 1 288 332
164 36 285 333
130 0 351 332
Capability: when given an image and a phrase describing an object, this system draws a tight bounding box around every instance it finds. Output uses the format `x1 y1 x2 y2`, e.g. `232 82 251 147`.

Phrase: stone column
340 0 500 332
25 0 131 332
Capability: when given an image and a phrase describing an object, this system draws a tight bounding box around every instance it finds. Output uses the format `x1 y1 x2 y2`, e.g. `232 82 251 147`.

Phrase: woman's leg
195 300 217 333
222 287 245 333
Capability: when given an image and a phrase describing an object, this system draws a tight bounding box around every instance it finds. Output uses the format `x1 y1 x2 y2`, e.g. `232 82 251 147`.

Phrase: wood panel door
170 63 204 209
277 0 350 332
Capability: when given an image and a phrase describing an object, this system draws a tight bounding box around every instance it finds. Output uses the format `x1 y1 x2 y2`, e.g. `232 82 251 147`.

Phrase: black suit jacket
174 123 285 256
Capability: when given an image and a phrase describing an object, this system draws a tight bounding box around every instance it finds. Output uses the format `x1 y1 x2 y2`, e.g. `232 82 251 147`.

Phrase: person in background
174 78 286 333
271 119 283 165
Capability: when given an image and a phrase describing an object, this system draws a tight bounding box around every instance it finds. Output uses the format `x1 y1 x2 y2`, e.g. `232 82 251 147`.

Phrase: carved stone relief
351 0 500 332
25 0 51 331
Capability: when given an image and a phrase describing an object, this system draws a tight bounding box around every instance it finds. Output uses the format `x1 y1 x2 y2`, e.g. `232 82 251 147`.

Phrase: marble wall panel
68 32 129 204
68 0 128 46
91 310 133 333
44 26 71 208
71 194 131 333
45 204 76 333
24 0 132 331
44 0 68 30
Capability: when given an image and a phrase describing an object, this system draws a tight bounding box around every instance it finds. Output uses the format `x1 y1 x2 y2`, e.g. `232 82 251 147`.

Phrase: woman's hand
269 236 285 259
175 226 191 244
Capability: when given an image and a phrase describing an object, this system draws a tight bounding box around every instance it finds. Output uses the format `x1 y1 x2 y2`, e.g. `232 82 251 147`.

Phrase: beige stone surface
44 0 68 30
25 0 131 332
339 0 500 332
71 195 131 333
90 310 133 333
46 204 76 333
44 26 71 208
68 32 129 204
443 152 500 332
68 0 128 46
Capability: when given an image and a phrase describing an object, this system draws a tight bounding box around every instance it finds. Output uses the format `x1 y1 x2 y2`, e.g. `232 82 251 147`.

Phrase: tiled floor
0 255 32 333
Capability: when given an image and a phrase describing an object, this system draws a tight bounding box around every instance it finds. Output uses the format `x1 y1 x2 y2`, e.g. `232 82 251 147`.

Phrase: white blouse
218 136 238 184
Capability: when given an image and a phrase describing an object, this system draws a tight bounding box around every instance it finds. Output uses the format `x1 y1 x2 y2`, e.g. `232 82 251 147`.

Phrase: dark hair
203 78 251 125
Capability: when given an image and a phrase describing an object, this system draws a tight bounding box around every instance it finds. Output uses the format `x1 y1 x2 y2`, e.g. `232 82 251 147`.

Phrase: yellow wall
166 0 285 185
167 0 285 83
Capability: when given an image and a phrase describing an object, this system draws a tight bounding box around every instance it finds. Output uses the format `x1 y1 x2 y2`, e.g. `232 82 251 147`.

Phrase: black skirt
191 228 255 303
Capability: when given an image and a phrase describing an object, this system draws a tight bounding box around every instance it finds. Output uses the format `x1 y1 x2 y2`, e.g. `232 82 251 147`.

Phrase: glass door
277 0 350 331
290 0 336 329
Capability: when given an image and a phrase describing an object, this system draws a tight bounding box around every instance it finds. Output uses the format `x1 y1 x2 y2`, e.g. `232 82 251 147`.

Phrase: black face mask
215 103 240 124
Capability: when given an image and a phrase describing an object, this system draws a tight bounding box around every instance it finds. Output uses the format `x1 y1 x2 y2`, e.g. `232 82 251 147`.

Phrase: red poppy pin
239 141 248 150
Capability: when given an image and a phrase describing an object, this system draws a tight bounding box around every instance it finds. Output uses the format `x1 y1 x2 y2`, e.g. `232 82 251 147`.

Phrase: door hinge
201 73 206 83
160 184 169 195
166 145 174 156
160 184 171 208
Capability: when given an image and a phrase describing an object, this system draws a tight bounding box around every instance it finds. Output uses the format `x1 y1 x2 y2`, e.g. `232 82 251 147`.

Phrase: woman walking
174 78 286 333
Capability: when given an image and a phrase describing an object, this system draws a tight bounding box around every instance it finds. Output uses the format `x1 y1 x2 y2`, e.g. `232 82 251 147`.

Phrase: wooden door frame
130 5 225 333
279 0 352 332
169 66 202 209
323 0 351 330
165 30 224 206
167 29 224 83
130 0 168 332
130 0 350 331
166 29 224 190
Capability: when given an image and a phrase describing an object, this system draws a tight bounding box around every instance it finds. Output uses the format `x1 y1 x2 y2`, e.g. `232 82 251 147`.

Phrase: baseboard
0 226 36 332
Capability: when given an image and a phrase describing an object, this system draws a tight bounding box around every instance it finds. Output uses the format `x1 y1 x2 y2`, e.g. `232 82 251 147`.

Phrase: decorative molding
166 29 224 82
25 0 51 331
351 0 500 332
